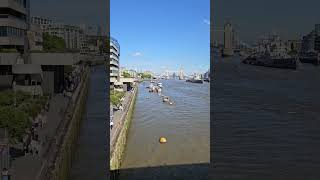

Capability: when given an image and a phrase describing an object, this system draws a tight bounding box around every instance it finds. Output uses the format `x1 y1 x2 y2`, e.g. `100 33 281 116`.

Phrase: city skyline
31 0 107 34
214 0 320 44
111 0 210 75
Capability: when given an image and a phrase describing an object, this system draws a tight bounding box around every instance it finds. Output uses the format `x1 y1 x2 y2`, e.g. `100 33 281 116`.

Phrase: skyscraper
179 68 184 80
222 21 234 56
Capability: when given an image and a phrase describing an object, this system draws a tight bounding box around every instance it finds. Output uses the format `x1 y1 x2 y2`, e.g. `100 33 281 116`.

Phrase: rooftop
110 37 120 50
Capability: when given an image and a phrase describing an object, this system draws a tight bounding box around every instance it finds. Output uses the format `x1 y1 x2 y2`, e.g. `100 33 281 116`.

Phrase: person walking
23 143 28 156
110 121 114 129
1 168 9 180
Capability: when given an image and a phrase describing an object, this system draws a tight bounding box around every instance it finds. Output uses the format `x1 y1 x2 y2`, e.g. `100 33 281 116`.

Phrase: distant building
223 21 234 56
315 24 320 52
301 30 316 53
85 35 107 55
204 69 210 80
27 24 43 51
31 16 81 50
44 23 81 50
0 0 30 52
179 68 184 80
172 72 176 79
31 16 53 30
287 40 299 52
299 24 320 53
79 24 102 36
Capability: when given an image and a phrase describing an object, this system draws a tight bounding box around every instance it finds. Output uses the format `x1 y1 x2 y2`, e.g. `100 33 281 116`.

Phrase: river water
118 79 210 178
213 55 320 179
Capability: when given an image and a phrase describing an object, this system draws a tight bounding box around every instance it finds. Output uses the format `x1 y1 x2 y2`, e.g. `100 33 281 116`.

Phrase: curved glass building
110 37 122 90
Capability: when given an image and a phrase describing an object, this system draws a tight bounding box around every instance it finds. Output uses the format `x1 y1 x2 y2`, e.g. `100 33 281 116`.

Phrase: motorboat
163 96 169 102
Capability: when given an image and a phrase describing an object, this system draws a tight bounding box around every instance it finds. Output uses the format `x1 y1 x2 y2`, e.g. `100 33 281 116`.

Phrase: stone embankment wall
110 87 138 170
51 69 90 180
37 68 90 180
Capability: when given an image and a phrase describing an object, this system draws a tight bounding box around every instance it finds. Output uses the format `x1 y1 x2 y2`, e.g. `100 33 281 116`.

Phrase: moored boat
186 78 203 83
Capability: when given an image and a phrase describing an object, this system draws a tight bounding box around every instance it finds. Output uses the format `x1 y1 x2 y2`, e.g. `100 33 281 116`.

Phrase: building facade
315 24 320 52
110 37 121 90
301 30 316 53
31 16 81 50
44 23 81 50
27 23 43 51
0 0 30 52
31 16 53 30
223 22 234 56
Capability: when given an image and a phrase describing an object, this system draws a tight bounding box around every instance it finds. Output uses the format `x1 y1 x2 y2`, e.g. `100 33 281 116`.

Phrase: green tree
0 106 30 142
110 90 125 106
122 71 131 78
43 33 66 51
139 73 151 79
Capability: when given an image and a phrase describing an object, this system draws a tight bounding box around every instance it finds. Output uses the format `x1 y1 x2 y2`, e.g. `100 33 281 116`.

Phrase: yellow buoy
159 137 167 144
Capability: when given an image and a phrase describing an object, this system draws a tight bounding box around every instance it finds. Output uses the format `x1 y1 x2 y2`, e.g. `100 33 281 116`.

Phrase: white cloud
203 19 210 25
132 52 143 57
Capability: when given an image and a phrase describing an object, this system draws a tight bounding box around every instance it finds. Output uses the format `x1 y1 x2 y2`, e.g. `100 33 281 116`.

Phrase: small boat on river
163 96 169 102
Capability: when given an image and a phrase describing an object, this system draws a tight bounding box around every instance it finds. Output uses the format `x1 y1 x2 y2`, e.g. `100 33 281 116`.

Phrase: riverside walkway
9 66 89 180
110 87 136 154
10 95 69 180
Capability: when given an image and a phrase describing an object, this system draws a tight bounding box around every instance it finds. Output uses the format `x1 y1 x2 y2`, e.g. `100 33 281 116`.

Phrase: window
0 26 25 37
0 14 9 18
0 27 7 37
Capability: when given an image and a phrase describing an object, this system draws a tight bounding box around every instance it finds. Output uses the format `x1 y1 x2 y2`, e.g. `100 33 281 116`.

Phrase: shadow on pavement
9 147 24 159
110 163 209 180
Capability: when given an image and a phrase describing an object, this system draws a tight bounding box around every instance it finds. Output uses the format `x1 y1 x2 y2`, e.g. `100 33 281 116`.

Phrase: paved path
10 95 68 180
110 89 135 149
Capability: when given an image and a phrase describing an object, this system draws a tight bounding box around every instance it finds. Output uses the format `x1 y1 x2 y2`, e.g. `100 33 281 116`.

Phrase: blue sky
111 0 210 75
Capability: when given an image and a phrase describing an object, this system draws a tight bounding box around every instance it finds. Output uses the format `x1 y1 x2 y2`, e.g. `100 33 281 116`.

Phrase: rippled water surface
121 79 210 169
213 56 320 179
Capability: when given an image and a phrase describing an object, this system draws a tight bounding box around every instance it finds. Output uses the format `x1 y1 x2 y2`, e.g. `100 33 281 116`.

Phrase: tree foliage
0 106 30 142
138 72 152 79
122 71 131 78
0 90 49 142
43 33 66 51
110 90 125 106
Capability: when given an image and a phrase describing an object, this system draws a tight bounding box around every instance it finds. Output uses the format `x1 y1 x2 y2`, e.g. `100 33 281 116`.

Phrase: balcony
110 72 119 77
110 59 119 67
0 15 27 30
110 48 119 55
0 0 28 15
110 66 119 71
110 54 119 61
